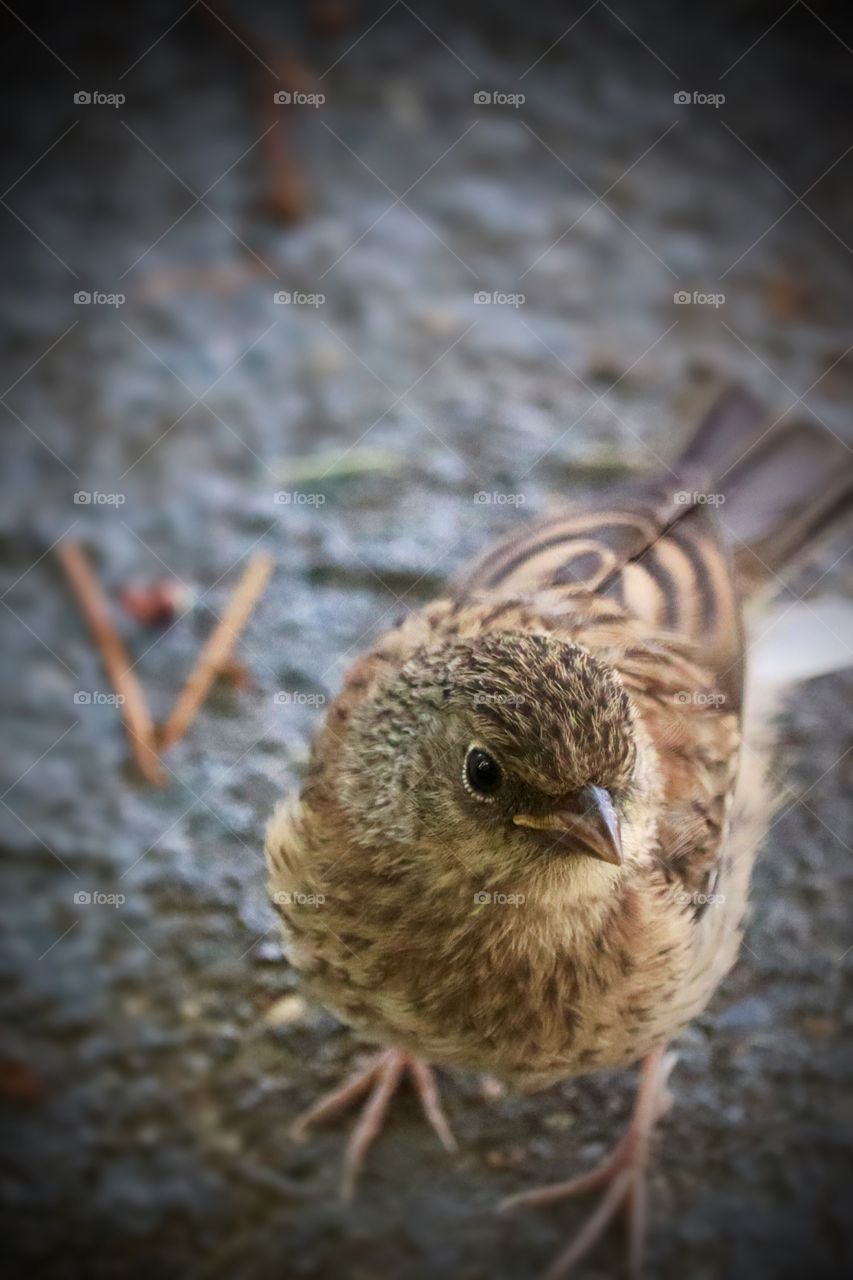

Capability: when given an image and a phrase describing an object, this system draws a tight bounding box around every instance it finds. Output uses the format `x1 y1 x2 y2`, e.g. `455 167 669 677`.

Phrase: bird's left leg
499 1046 675 1280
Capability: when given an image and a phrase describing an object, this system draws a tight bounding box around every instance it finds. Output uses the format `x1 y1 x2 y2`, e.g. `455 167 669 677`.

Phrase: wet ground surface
1 2 852 1277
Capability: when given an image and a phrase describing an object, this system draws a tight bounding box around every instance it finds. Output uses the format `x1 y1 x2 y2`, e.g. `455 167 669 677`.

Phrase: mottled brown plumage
265 386 852 1274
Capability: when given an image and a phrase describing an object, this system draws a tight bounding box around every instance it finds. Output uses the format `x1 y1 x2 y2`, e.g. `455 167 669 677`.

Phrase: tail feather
678 386 853 596
751 597 853 688
677 384 766 476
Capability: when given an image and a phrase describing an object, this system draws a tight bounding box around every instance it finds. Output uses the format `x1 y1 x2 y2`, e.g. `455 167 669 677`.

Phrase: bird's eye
464 747 503 800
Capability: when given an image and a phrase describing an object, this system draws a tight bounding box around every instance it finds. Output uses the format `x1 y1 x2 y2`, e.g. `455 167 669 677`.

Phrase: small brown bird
266 387 852 1276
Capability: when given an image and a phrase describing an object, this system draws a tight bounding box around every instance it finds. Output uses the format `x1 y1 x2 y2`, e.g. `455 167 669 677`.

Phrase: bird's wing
623 641 741 908
454 383 853 709
453 485 745 708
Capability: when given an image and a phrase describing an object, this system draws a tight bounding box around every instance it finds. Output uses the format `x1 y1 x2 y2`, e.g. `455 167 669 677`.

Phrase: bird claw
289 1048 457 1201
501 1146 642 1280
498 1047 674 1280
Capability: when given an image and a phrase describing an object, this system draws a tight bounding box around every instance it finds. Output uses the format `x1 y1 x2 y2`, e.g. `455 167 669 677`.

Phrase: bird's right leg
290 1047 457 1200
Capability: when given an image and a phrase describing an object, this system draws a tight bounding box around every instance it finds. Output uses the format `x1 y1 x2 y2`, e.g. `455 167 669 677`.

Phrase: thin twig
256 53 313 223
197 0 312 222
159 552 274 750
56 540 166 785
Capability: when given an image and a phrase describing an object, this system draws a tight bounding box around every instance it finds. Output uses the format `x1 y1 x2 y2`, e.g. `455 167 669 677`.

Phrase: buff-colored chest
270 856 730 1085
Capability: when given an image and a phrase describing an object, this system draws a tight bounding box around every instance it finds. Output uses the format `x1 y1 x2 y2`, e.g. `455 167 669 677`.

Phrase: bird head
278 633 649 907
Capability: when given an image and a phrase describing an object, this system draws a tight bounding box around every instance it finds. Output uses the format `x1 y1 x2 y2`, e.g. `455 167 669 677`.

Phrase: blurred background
1 2 852 1277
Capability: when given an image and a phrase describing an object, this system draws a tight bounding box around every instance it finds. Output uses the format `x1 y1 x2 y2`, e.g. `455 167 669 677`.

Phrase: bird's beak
512 784 623 866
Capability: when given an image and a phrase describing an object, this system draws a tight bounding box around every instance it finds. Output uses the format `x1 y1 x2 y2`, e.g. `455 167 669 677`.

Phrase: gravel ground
1 2 852 1278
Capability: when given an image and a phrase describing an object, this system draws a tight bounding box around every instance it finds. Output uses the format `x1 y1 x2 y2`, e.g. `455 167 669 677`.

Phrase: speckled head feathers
323 632 638 850
402 633 635 791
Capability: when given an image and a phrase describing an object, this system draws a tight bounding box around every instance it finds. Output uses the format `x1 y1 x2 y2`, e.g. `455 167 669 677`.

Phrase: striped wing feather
453 486 744 707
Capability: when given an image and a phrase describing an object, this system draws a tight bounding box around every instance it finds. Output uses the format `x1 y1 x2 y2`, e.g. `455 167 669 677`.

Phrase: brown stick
56 541 166 786
197 1 312 223
256 54 312 224
159 552 274 750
